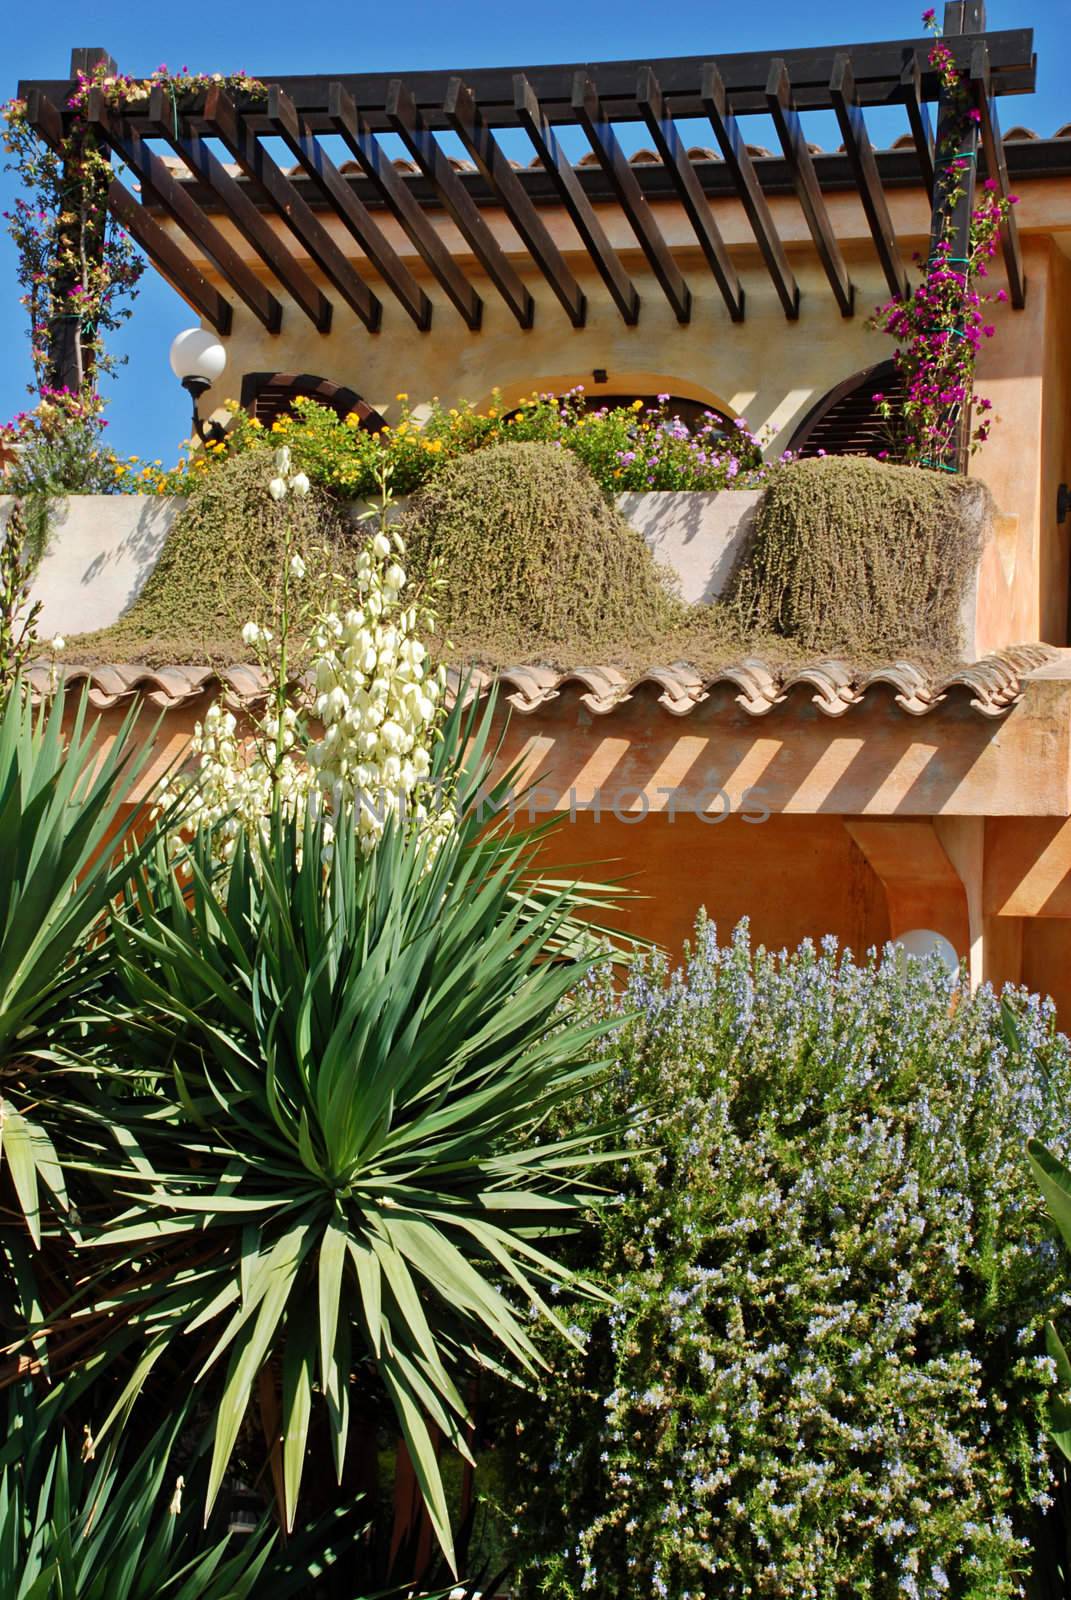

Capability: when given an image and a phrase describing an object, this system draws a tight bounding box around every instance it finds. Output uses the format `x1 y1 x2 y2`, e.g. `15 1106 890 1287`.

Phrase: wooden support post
265 86 431 330
928 2 986 470
767 60 854 316
444 77 586 326
572 72 692 324
513 74 639 325
145 87 331 333
636 66 744 321
701 63 798 320
327 82 482 330
386 78 534 329
26 89 233 340
204 85 381 333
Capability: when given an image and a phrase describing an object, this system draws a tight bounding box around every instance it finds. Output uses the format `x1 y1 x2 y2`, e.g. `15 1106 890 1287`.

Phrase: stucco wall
160 174 1069 643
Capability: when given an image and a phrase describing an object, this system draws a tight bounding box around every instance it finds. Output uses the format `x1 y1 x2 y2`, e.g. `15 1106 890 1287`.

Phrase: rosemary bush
501 921 1070 1600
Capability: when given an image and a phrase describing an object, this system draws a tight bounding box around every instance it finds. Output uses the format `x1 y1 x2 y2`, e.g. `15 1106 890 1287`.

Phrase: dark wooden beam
701 63 798 319
86 90 282 332
636 65 743 321
25 88 233 336
327 82 481 330
970 42 1026 309
900 55 935 193
443 77 586 326
386 78 533 328
145 86 331 332
42 31 1031 130
766 60 854 316
265 85 430 330
830 55 909 299
203 84 381 332
513 74 638 325
572 72 691 324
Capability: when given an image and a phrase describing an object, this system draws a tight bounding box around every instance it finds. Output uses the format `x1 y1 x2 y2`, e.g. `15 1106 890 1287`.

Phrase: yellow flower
631 399 643 411
344 413 360 428
395 392 409 401
427 439 443 453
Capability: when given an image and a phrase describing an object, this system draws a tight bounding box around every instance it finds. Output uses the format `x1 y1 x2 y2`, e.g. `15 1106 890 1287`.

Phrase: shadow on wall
2 495 183 637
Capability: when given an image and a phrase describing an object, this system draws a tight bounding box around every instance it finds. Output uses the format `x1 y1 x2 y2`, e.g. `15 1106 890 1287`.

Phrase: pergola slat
636 65 743 321
86 90 282 332
900 56 935 193
970 42 1026 309
700 63 798 319
571 72 691 324
203 84 381 332
513 73 639 325
444 77 586 327
145 87 331 332
767 59 854 316
25 89 233 336
829 55 909 300
265 85 430 330
327 83 482 330
386 80 533 328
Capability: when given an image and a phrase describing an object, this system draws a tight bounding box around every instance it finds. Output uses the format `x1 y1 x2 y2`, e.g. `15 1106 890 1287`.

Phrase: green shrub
731 456 985 659
499 920 1070 1600
69 451 348 665
399 441 683 660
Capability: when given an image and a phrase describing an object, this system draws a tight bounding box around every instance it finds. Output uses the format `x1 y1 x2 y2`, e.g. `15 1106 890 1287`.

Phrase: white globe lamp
169 328 228 444
891 928 960 976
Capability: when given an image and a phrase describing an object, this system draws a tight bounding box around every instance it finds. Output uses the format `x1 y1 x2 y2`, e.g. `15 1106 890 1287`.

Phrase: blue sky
2 0 1066 465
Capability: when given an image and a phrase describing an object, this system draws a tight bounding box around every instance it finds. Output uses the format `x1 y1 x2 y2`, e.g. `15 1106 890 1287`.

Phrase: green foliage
499 920 1071 1600
0 681 159 1246
399 441 684 660
118 391 772 502
70 451 350 665
0 503 42 694
0 1390 279 1600
0 690 624 1581
731 455 984 659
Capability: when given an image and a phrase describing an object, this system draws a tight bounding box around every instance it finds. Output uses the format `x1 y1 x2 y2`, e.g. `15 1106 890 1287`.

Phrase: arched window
506 392 735 434
789 360 903 459
238 372 385 432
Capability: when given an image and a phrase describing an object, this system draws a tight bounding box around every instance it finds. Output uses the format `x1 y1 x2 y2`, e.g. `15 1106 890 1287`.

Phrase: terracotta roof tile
32 646 1057 720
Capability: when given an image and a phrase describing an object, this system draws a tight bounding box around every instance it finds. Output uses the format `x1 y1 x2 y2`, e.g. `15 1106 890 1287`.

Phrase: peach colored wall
530 810 890 959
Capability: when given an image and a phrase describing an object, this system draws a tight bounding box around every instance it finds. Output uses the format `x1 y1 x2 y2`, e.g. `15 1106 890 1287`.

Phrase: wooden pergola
18 1 1035 342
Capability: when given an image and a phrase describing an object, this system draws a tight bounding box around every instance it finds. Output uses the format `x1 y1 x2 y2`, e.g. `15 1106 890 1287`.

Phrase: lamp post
169 328 228 446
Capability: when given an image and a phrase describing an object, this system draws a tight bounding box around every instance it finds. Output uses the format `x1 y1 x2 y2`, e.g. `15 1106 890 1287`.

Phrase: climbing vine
869 11 1015 469
1 60 262 403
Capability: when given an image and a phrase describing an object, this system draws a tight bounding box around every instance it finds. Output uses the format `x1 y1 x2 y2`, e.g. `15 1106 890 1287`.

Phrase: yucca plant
0 1384 370 1600
72 699 624 1568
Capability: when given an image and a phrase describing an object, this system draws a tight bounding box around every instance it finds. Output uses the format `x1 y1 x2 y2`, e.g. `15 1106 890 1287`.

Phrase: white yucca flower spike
289 471 311 498
273 444 292 475
267 476 287 501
